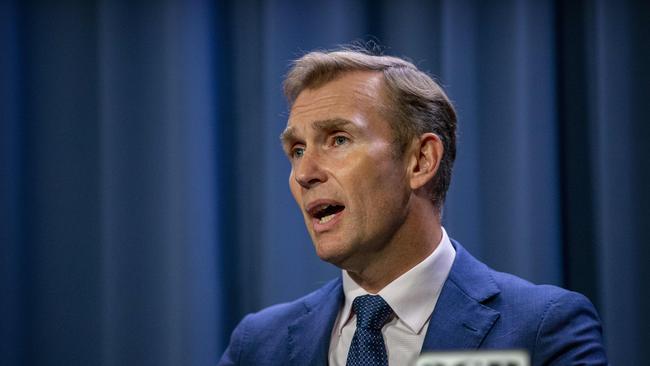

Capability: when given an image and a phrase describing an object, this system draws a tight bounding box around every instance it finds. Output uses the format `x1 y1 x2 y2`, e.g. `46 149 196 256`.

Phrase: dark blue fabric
217 241 607 365
1 1 648 365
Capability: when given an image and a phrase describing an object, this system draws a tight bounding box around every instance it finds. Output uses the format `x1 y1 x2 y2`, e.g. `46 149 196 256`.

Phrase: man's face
282 71 413 270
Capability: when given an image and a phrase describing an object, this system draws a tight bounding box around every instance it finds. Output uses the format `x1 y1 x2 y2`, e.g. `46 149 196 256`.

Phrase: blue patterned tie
346 295 394 366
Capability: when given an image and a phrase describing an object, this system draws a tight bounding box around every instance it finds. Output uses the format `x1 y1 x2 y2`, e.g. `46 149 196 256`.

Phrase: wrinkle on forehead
288 71 386 125
290 94 344 116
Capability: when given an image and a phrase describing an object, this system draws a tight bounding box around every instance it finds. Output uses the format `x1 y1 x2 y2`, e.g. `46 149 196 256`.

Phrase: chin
313 241 351 267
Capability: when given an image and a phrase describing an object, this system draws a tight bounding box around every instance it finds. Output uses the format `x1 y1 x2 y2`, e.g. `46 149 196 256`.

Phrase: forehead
286 71 386 129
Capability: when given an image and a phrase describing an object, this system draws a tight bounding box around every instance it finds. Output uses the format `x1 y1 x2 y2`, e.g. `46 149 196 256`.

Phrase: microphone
416 350 529 366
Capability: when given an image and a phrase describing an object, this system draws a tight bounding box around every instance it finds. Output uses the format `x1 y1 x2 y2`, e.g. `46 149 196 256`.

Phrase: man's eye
291 147 304 158
333 135 349 146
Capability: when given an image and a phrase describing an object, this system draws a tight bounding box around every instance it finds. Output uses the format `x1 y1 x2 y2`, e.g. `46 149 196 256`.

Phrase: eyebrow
280 118 356 145
279 126 297 146
313 118 356 133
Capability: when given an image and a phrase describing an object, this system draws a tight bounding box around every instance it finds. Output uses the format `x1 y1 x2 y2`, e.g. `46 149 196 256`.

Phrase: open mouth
310 203 345 224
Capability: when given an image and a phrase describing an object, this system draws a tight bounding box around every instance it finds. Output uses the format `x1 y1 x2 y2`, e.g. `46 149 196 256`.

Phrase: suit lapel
422 241 501 350
287 278 343 366
284 241 501 361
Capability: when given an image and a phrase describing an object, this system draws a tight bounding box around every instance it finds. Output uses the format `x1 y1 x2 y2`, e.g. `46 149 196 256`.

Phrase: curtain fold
99 0 219 364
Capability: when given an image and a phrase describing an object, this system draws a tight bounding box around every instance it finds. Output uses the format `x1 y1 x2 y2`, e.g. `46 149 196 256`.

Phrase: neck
345 202 442 294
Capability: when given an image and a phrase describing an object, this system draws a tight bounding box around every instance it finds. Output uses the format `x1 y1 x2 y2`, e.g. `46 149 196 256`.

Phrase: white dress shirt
328 227 456 366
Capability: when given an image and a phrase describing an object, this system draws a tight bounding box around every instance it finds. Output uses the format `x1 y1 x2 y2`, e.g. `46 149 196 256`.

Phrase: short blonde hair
283 48 457 209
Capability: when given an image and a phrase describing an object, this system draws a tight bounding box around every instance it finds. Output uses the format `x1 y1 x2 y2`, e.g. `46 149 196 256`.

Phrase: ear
407 133 443 190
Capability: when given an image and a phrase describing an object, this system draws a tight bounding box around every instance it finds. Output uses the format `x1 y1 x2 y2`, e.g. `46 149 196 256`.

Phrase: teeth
319 214 335 224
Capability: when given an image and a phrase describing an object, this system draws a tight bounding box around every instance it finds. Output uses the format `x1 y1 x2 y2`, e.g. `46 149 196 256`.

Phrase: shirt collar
338 227 456 335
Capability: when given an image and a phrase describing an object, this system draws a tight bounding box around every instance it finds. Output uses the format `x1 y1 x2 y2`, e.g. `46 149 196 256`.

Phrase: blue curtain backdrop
1 1 648 365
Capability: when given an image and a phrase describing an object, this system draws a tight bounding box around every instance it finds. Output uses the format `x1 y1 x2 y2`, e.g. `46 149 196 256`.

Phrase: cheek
349 161 397 206
359 160 408 210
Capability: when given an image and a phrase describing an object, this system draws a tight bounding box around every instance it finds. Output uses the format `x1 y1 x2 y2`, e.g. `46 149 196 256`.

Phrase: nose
293 150 327 189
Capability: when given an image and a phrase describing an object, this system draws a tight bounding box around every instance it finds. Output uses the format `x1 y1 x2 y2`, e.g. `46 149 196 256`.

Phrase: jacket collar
287 278 343 366
286 240 502 363
422 239 501 350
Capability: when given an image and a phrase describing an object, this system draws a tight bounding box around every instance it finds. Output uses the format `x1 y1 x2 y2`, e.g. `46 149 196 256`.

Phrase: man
218 49 607 365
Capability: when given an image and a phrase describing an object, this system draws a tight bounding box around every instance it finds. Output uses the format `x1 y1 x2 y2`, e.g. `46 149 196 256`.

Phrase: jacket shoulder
217 278 341 365
485 268 607 364
450 241 606 364
487 268 597 318
243 277 339 330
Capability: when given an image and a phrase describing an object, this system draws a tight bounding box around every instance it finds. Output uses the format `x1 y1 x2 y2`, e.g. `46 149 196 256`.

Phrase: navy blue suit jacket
218 241 607 365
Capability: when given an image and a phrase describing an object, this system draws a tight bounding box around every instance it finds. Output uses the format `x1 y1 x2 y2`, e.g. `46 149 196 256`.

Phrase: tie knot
352 295 394 330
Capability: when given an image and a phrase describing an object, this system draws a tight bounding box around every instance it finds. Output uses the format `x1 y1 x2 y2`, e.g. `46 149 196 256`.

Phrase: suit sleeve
533 291 608 365
217 315 251 366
